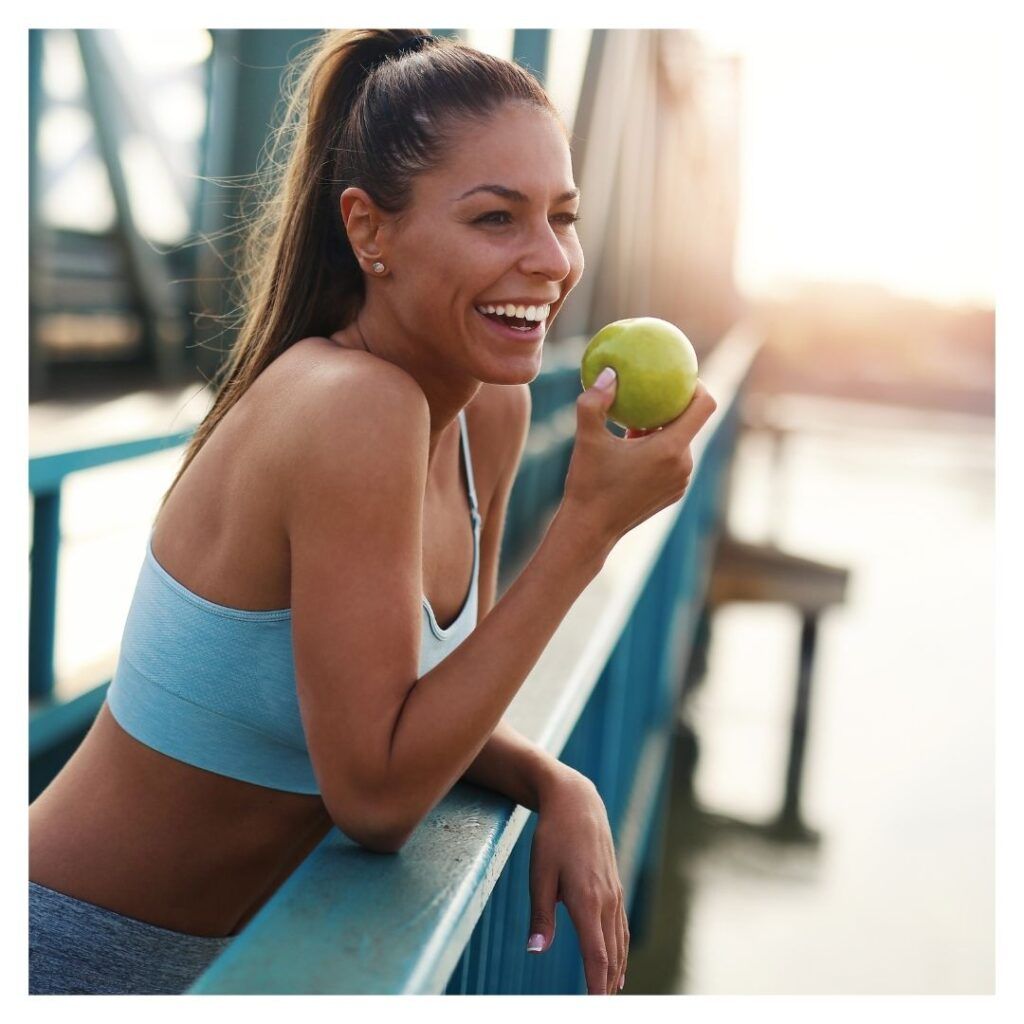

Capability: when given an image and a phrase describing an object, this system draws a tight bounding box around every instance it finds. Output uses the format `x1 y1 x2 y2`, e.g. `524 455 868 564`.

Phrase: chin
481 353 541 388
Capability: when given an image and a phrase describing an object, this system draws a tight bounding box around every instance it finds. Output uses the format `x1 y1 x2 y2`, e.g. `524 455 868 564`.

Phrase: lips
475 307 545 342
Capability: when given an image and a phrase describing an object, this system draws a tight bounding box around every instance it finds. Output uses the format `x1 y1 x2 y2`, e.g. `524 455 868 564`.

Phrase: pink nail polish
526 933 546 953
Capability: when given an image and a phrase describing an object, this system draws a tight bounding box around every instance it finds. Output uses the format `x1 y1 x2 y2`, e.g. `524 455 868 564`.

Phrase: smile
474 307 545 342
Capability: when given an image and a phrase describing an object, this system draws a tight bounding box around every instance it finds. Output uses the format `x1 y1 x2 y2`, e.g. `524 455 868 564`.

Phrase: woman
28 29 716 995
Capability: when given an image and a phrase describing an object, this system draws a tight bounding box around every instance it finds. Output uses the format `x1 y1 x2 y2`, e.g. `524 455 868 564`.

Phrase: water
625 395 994 994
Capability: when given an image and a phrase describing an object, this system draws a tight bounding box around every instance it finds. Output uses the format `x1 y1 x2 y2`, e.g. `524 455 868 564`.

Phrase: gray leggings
29 880 235 995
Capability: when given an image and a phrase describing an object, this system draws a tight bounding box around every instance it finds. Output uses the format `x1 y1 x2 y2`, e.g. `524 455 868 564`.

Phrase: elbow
325 797 416 855
358 835 408 855
350 822 413 855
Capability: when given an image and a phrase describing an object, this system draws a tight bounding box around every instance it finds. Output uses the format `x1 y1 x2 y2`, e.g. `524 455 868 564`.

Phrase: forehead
417 104 575 202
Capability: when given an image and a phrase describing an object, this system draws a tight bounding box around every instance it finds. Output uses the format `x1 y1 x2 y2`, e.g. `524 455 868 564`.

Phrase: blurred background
27 27 994 993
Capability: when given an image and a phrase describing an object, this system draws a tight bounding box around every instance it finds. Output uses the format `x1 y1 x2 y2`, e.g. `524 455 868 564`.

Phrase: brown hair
158 29 563 513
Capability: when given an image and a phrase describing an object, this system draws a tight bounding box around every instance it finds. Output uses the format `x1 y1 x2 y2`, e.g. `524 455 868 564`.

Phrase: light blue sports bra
106 408 482 795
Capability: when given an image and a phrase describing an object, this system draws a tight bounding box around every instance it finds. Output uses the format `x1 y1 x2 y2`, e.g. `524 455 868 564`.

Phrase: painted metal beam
512 29 550 86
189 29 322 383
27 427 193 702
90 30 197 216
29 429 195 494
28 491 61 701
75 29 189 382
551 29 644 343
28 30 49 399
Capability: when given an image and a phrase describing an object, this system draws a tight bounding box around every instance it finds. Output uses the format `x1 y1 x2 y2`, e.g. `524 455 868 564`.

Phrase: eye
474 211 582 226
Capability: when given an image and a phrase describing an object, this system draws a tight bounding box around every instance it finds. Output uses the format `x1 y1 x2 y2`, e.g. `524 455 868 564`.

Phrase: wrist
534 758 594 811
547 502 614 578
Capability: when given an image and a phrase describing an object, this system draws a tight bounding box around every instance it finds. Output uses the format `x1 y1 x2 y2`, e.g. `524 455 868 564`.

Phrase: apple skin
580 317 699 430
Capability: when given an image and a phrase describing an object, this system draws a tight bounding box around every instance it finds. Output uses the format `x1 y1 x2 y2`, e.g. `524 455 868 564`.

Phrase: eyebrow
454 184 581 204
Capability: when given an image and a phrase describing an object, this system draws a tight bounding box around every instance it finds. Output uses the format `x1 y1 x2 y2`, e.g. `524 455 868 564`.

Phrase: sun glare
704 29 997 308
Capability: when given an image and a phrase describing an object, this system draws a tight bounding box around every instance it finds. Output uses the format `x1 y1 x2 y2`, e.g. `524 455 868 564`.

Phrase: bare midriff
29 703 335 937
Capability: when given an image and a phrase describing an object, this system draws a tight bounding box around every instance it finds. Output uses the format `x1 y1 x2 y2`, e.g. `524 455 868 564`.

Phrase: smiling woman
26 28 702 997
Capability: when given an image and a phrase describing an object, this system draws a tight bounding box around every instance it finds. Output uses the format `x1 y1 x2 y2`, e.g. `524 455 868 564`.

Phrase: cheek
569 243 585 284
427 232 463 267
432 231 503 274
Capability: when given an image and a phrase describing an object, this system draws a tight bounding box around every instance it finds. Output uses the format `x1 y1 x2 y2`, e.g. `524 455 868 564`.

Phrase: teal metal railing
28 429 196 798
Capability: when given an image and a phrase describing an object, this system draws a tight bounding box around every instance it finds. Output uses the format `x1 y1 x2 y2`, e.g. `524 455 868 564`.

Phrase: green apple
580 317 699 430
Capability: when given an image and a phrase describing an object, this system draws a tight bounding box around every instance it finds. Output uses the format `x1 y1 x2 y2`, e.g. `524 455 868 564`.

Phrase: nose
518 218 573 283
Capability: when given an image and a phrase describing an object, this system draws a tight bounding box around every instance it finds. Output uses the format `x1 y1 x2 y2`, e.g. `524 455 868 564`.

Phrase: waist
30 702 333 938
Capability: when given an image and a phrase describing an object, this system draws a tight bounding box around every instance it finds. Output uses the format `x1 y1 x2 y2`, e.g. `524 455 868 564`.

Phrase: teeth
475 302 550 321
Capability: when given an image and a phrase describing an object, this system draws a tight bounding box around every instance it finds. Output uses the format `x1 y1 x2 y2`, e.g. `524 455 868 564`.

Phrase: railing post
29 489 61 701
777 611 821 835
625 734 673 945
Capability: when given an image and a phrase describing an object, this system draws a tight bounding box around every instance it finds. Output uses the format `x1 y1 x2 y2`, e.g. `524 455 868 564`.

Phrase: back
105 347 482 796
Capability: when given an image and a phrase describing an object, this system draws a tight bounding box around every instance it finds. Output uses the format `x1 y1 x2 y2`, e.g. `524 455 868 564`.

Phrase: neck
329 299 481 470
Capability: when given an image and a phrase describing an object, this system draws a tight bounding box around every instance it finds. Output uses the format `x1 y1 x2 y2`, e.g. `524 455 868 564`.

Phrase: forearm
384 505 611 835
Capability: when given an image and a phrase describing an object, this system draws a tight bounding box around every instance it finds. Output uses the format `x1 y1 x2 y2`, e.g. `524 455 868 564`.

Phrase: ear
340 186 388 272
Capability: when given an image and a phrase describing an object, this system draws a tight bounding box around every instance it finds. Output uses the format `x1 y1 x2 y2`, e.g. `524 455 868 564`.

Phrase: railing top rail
29 430 196 494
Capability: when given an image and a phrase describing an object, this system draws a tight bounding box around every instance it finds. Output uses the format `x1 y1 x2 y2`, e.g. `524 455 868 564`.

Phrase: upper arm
475 383 532 621
282 359 430 849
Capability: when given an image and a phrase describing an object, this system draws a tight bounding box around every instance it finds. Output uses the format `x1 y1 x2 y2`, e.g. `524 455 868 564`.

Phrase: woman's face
383 102 584 383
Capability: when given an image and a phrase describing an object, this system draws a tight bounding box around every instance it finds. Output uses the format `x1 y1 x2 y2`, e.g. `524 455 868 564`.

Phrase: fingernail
526 933 546 953
593 367 616 391
619 973 625 990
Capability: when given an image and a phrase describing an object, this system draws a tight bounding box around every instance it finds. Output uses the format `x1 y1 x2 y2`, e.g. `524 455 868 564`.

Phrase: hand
562 373 718 550
526 768 629 995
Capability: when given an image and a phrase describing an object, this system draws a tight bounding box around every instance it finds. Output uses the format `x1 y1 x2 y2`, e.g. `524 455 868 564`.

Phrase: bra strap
457 409 481 522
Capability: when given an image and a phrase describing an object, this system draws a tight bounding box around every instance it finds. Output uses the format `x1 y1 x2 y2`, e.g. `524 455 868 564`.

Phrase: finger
577 908 611 995
614 897 622 991
578 368 618 430
527 855 558 954
616 893 628 992
620 900 630 992
602 899 621 995
663 379 718 441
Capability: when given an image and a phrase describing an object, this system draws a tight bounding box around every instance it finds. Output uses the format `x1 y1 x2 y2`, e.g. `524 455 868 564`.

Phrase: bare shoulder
269 340 431 497
273 338 430 440
280 337 427 403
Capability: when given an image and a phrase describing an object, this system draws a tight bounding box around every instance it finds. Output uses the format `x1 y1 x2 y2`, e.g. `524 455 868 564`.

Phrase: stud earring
372 261 386 274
